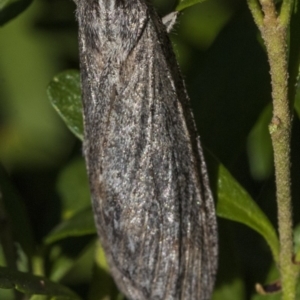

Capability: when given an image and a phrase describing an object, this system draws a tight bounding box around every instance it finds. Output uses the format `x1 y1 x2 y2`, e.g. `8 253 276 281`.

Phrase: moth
75 0 218 299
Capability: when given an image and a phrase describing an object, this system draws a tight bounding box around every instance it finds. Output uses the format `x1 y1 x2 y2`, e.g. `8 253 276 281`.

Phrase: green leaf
216 164 279 262
56 158 90 220
47 70 83 141
44 208 96 245
0 266 80 299
0 0 32 25
176 0 209 11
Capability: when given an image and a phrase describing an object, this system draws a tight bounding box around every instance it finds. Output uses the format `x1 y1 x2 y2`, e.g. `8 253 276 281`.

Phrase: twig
247 0 300 299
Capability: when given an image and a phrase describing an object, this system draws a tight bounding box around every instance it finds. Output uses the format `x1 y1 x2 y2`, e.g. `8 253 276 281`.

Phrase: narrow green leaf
44 208 96 245
176 0 209 11
47 70 83 141
0 266 80 299
0 0 32 25
216 164 279 262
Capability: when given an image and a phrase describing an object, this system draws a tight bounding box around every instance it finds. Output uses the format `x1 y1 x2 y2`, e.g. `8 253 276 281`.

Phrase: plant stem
247 0 264 27
266 29 298 299
247 0 300 299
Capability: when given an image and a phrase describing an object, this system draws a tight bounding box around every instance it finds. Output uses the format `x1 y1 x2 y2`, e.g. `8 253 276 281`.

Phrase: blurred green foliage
1 0 300 299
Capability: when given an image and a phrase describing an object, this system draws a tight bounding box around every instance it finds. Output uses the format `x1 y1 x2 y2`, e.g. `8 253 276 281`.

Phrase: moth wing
87 14 217 300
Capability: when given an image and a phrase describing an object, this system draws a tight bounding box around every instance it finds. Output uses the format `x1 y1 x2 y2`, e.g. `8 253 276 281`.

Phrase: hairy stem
247 0 300 299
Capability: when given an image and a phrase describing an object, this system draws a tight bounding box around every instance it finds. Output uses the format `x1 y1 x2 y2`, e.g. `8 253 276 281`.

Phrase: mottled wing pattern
76 0 217 299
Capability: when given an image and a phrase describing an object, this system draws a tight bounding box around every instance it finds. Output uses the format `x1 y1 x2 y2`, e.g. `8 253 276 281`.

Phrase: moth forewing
76 0 218 299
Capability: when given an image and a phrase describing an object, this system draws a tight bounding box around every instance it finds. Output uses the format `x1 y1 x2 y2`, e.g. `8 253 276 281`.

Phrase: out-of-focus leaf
213 277 245 300
30 294 83 300
0 266 80 299
56 158 90 220
0 165 34 259
88 241 123 300
60 240 96 285
30 296 49 300
1 5 73 169
0 0 32 25
294 223 300 262
0 242 13 298
0 287 13 300
176 1 233 51
216 164 279 262
211 219 246 300
176 0 208 11
44 208 96 245
247 104 273 180
47 70 83 141
30 296 82 300
50 240 96 283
